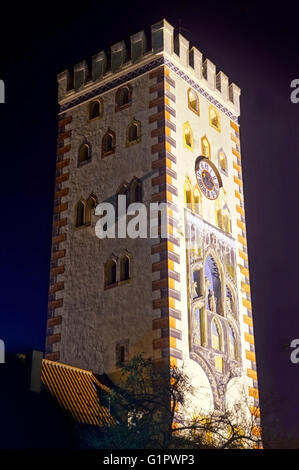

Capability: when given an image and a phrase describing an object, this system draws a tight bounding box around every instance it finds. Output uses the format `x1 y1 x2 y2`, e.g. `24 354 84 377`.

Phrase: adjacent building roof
41 359 114 427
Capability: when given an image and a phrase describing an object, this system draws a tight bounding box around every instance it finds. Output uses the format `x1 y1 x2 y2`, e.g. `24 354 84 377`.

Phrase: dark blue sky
1 0 299 445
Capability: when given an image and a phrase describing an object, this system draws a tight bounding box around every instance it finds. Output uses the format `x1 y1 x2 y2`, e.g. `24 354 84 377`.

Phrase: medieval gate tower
47 19 260 425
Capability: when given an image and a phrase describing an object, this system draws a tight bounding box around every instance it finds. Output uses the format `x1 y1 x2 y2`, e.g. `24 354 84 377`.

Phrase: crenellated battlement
58 19 240 115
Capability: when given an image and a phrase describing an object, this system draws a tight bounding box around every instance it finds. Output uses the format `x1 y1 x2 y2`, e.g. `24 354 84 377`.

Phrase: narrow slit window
129 123 138 142
188 88 199 115
118 87 129 107
116 86 131 111
78 143 90 164
201 136 211 159
219 151 227 173
126 119 141 146
209 106 221 131
75 200 85 227
105 259 117 287
183 122 193 150
120 256 130 281
88 99 102 120
184 183 193 210
130 179 142 203
119 345 125 363
102 129 115 158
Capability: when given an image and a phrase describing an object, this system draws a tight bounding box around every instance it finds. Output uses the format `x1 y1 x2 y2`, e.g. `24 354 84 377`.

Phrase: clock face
195 159 221 200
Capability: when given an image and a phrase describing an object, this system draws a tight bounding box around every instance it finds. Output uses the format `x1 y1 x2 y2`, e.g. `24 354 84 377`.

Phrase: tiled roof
41 359 114 427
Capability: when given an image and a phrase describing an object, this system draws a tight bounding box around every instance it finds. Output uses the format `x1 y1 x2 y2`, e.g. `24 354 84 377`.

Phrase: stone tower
46 19 260 426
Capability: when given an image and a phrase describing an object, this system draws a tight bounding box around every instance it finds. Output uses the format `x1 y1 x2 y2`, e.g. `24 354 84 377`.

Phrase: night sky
1 0 299 446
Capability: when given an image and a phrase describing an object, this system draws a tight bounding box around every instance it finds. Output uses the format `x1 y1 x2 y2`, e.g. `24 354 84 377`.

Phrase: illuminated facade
46 19 260 427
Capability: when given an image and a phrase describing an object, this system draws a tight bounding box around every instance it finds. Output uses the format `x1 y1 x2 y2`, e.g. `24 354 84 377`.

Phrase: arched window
193 187 202 215
78 143 91 166
129 123 138 141
105 259 117 287
184 181 193 210
183 122 193 150
116 85 131 111
103 133 113 153
102 129 115 158
209 106 221 132
130 178 142 203
120 255 130 281
75 200 86 228
228 324 237 360
126 119 141 146
188 88 199 115
201 135 211 159
211 320 222 351
219 150 227 174
88 99 102 121
85 193 98 224
118 87 129 106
